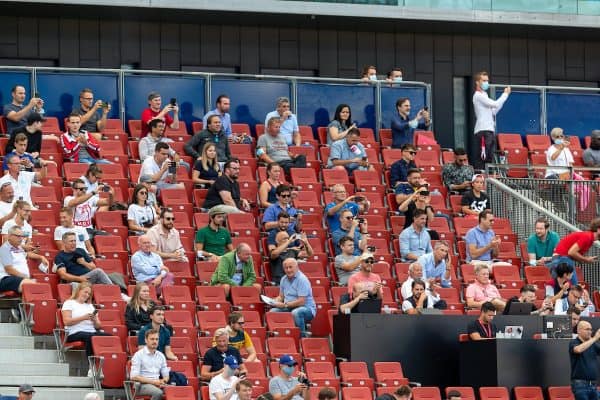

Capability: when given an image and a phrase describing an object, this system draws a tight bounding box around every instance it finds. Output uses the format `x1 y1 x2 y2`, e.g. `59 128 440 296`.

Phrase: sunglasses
139 191 148 195
364 260 375 264
164 217 175 221
237 321 245 325
279 194 291 198
408 151 417 155
345 216 354 220
75 187 87 191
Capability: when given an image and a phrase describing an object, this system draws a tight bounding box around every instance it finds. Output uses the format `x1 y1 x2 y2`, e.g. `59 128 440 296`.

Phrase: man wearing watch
63 178 113 238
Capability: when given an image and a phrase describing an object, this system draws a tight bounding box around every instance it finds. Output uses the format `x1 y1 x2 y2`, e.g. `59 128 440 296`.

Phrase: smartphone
102 185 111 193
367 246 376 252
169 98 177 107
34 92 40 98
423 106 429 111
92 309 99 315
101 101 109 108
353 196 365 202
168 161 177 174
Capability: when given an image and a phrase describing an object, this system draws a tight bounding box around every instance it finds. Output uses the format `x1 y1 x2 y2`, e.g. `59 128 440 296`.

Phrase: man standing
441 148 474 193
569 320 600 400
0 154 49 206
472 71 511 170
185 115 231 163
137 306 178 361
140 91 179 138
331 210 368 256
264 97 300 146
418 241 452 288
268 354 310 400
139 142 185 191
327 128 373 176
270 258 316 338
465 265 506 311
210 243 261 298
399 209 432 262
256 118 306 175
130 329 169 400
460 174 490 216
262 185 302 233
324 184 359 232
203 159 250 214
389 144 418 188
3 85 43 134
548 218 600 278
467 302 497 340
203 94 232 137
146 209 188 262
75 88 110 139
390 98 431 149
195 209 233 261
527 217 560 266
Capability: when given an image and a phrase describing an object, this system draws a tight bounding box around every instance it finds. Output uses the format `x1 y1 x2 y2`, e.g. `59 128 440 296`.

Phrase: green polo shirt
527 230 560 259
195 225 232 256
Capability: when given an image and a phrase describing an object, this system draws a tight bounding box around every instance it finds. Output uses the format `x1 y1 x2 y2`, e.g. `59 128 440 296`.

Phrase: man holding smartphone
75 88 111 140
3 85 43 134
140 91 180 138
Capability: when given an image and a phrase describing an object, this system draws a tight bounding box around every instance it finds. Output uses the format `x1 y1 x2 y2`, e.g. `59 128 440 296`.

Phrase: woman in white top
127 184 158 234
545 127 574 179
61 282 110 362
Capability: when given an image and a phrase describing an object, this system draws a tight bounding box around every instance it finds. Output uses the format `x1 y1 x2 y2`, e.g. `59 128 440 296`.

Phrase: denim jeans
547 255 578 284
79 155 112 165
571 382 598 400
270 306 314 337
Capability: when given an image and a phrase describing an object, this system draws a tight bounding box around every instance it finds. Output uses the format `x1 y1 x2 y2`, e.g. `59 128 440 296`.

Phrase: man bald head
236 243 252 263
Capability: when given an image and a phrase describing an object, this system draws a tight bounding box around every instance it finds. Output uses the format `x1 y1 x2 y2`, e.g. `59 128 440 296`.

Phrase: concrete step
0 349 58 363
0 323 23 336
0 387 103 400
0 376 93 388
0 362 69 376
0 335 34 349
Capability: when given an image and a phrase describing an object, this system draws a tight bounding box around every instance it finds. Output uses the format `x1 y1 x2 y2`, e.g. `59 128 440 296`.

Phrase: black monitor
355 298 382 314
506 302 535 315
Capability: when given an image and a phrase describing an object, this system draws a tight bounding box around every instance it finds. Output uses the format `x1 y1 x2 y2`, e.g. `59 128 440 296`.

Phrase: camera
298 376 311 386
169 98 177 107
367 246 376 252
419 190 430 196
101 101 109 108
353 196 365 202
357 218 366 224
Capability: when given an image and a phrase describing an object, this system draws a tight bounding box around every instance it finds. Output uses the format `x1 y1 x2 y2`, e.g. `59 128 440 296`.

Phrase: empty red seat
413 387 442 400
373 361 409 387
479 387 510 400
339 361 374 390
514 386 544 400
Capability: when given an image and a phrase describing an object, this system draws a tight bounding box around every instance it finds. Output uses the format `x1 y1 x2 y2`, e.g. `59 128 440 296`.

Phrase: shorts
0 276 23 292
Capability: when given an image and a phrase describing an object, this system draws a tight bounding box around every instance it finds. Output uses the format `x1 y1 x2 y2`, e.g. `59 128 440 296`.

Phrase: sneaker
120 293 131 302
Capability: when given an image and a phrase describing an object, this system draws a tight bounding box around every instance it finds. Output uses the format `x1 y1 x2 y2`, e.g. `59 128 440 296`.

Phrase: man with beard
526 217 560 266
203 94 232 137
146 209 188 262
195 208 233 261
583 130 600 179
467 301 497 340
269 230 313 285
401 278 442 314
203 158 251 214
219 312 257 363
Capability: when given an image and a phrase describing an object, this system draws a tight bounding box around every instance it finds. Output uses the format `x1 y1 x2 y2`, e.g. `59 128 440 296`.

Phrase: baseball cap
27 112 45 125
223 355 240 369
472 174 485 182
18 384 35 393
279 354 298 366
147 91 161 101
139 175 156 184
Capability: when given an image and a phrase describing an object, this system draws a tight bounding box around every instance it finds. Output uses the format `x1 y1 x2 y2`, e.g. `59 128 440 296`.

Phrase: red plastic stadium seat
514 386 544 400
342 387 373 400
445 387 476 400
373 361 409 387
305 361 340 391
20 283 58 335
497 133 524 151
479 387 510 400
412 386 442 400
90 336 127 388
547 386 574 400
339 361 374 391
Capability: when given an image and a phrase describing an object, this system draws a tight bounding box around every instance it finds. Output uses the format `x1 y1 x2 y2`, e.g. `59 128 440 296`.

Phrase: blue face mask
369 74 377 81
394 77 403 82
481 81 490 91
282 365 295 376
554 139 563 145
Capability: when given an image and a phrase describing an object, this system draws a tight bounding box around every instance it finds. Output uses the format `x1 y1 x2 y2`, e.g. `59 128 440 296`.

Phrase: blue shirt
331 227 362 256
265 111 298 146
279 270 316 316
399 225 432 262
417 252 452 288
394 183 417 196
465 226 495 262
390 112 427 149
327 139 367 169
262 203 299 231
202 109 232 136
267 227 296 246
389 159 417 187
324 201 359 232
131 250 164 282
138 323 171 354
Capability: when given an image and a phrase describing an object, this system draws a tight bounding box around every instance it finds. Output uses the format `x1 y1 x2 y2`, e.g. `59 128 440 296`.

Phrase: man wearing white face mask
386 68 404 84
472 70 511 170
269 354 310 400
361 65 378 83
209 355 244 400
390 98 431 149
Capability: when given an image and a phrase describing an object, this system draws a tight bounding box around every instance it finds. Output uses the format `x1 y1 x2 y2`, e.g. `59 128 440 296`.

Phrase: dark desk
460 339 571 388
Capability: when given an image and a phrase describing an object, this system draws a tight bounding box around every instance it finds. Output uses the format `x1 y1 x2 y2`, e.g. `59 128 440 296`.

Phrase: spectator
54 207 96 258
195 208 233 261
146 209 188 262
60 282 111 376
418 240 453 288
264 97 300 146
394 168 426 206
399 209 432 262
79 163 104 195
54 232 128 294
75 88 110 139
201 328 247 382
269 258 316 338
1 200 34 246
472 71 510 170
504 284 552 316
219 312 257 363
361 65 378 82
386 68 404 84
203 94 232 137
338 282 371 314
262 185 302 233
583 130 600 177
318 387 337 400
268 354 309 400
0 153 49 206
2 133 35 172
257 117 306 176
398 185 435 231
460 174 490 217
258 162 285 208
441 148 474 193
192 142 221 187
210 243 261 297
467 301 497 340
0 226 37 294
331 209 368 256
139 142 185 191
236 380 254 400
203 159 251 214
5 112 59 158
209 355 243 400
3 85 42 134
400 262 428 301
334 237 363 286
374 385 412 400
389 144 418 188
131 235 174 296
527 217 560 266
137 305 178 360
127 184 158 235
139 119 182 165
447 391 462 400
569 306 582 334
347 254 383 299
324 184 359 231
60 112 111 164
402 278 442 315
569 320 600 400
0 182 16 226
139 175 160 212
327 104 356 145
555 284 594 317
465 210 501 265
465 265 506 311
268 230 313 285
125 282 156 332
130 328 169 400
266 212 295 248
64 178 113 237
17 385 36 400
140 91 179 138
185 114 231 163
327 127 373 176
391 98 431 149
545 263 574 303
545 127 574 179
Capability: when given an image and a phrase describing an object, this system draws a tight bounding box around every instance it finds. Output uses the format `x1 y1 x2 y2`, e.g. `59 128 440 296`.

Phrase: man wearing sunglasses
64 178 113 238
218 312 257 363
389 144 418 188
262 185 302 233
346 255 383 299
146 209 188 262
331 210 368 256
441 148 474 194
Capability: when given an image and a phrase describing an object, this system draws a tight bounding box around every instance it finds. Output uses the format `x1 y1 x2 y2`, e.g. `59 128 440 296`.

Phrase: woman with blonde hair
192 142 221 186
124 282 156 332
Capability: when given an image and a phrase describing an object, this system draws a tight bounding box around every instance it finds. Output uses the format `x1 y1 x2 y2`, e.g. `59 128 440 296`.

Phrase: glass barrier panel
494 89 542 136
547 91 600 140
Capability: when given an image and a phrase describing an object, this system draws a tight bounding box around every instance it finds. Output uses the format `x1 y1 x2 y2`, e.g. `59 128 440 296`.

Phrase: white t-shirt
63 196 99 229
54 225 90 252
545 145 574 177
209 373 238 400
0 171 36 206
127 204 156 227
140 157 168 183
0 241 29 279
1 219 33 238
80 175 99 195
0 200 14 219
61 299 96 335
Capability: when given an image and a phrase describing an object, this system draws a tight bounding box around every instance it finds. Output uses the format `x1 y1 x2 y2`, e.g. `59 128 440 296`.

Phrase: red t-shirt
140 108 173 138
554 231 595 256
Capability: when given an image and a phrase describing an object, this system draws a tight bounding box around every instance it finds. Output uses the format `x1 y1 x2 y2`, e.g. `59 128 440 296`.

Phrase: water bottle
499 151 507 165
